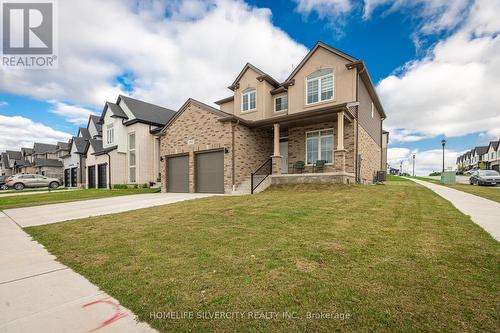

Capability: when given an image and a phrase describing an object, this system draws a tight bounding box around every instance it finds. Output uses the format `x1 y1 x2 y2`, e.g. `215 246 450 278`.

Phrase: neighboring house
486 140 499 171
85 95 175 189
6 150 23 174
61 115 101 187
160 41 387 194
18 143 65 179
456 143 498 171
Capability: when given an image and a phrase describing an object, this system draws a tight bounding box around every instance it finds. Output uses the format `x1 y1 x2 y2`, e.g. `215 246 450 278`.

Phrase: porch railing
251 157 272 194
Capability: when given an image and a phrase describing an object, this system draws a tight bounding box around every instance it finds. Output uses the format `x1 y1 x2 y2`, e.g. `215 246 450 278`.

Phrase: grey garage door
167 155 189 193
196 150 224 194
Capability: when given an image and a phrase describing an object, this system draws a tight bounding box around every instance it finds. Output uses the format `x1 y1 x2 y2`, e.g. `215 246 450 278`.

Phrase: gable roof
57 141 70 150
119 95 177 126
88 139 103 153
21 147 34 155
229 63 280 91
475 146 488 155
6 150 23 160
285 41 358 83
78 127 91 139
488 140 499 151
1 152 9 168
33 143 58 155
103 101 128 119
160 98 232 134
72 136 89 154
88 115 103 134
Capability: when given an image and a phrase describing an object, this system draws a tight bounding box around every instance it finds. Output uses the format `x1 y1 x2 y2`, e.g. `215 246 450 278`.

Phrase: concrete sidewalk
406 178 500 241
0 211 156 333
0 188 80 197
4 192 214 227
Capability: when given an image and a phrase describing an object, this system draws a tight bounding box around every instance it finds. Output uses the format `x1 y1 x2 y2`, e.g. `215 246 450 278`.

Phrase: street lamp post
412 154 415 176
441 139 447 173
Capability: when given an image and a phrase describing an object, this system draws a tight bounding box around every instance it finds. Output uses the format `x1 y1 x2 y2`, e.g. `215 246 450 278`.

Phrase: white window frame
241 89 256 112
305 70 334 106
128 132 136 183
305 128 334 166
371 102 375 118
106 124 114 145
274 95 288 112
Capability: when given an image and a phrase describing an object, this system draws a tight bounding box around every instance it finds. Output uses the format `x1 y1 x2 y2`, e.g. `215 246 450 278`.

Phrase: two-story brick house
160 42 387 194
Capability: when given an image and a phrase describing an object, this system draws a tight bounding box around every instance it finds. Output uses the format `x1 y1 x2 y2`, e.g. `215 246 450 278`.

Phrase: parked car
469 170 500 186
0 176 8 190
4 174 61 190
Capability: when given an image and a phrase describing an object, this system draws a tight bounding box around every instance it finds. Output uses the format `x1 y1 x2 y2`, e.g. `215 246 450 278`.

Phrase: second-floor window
242 88 256 112
306 69 333 105
274 95 288 112
128 132 136 183
106 124 114 144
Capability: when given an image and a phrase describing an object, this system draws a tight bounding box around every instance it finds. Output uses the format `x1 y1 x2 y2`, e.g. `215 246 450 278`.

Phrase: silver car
5 174 61 190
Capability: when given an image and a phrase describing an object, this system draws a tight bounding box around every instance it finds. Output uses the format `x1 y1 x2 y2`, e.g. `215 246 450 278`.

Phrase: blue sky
0 0 498 175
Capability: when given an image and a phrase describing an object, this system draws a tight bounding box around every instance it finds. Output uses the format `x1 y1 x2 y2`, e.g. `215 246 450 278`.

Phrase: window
128 132 136 183
274 95 288 112
306 129 334 165
106 124 114 144
306 69 333 105
242 89 256 112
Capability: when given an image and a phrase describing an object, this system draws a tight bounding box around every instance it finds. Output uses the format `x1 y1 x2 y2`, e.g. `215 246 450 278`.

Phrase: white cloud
0 115 72 151
0 101 8 107
387 147 463 176
294 0 352 26
379 0 500 142
49 101 97 125
363 0 472 34
0 0 308 111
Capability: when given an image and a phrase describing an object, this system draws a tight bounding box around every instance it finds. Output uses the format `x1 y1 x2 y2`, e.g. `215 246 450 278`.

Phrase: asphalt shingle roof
57 142 70 150
78 128 91 139
475 146 489 155
120 95 176 126
72 137 89 154
89 115 103 134
34 158 63 167
88 139 103 153
33 143 58 154
106 102 128 118
6 150 22 160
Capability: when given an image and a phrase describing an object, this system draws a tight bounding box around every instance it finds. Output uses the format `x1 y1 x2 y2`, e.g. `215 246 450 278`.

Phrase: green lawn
0 188 160 210
26 182 499 332
407 176 500 203
448 184 500 203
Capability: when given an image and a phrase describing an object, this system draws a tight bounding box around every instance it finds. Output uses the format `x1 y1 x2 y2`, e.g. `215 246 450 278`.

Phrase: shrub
142 183 149 188
113 184 128 189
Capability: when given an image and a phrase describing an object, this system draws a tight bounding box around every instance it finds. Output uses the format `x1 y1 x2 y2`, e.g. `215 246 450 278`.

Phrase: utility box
440 171 456 185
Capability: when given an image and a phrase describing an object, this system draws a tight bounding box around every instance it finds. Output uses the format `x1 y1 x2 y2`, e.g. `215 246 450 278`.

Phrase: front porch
248 106 357 193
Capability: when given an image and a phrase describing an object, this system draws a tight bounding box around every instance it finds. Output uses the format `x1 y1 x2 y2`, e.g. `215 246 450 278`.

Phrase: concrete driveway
4 192 214 227
406 178 500 241
428 175 471 184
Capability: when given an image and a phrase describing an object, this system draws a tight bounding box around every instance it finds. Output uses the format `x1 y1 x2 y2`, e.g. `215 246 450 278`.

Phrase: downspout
105 151 111 190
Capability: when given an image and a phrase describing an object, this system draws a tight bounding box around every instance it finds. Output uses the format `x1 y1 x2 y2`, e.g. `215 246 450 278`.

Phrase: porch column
335 111 347 174
272 123 281 174
337 111 344 150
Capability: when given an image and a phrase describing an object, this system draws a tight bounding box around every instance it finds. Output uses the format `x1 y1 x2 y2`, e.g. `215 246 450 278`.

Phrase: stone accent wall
160 103 233 193
287 119 355 174
358 125 382 183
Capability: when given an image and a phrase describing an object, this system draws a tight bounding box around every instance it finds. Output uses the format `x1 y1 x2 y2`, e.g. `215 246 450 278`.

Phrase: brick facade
357 125 382 183
287 120 355 174
159 101 273 193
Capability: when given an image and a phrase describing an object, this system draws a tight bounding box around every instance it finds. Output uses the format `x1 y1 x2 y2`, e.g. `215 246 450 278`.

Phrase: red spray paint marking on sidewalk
82 297 128 332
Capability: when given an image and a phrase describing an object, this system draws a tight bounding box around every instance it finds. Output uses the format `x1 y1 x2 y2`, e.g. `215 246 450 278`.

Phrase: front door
97 164 107 189
280 141 288 174
88 166 96 189
70 168 77 187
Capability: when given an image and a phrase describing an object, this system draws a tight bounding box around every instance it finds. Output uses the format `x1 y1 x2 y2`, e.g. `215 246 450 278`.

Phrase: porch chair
293 161 305 173
314 160 327 173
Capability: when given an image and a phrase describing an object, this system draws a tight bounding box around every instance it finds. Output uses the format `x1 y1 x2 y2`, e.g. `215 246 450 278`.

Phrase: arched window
241 88 256 112
306 69 333 104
